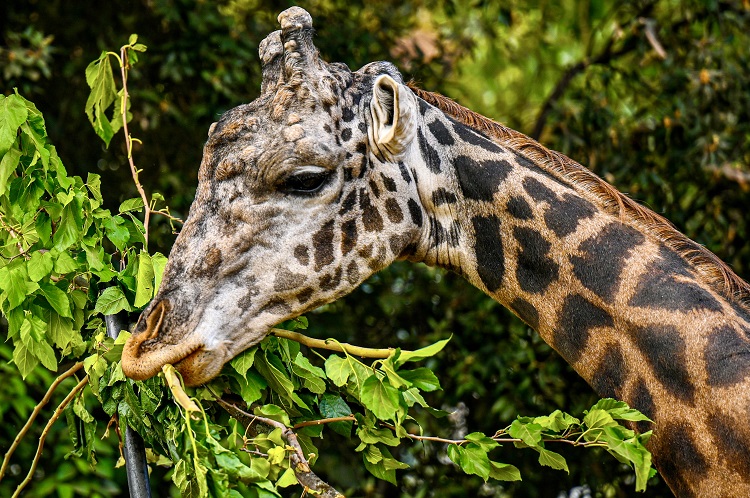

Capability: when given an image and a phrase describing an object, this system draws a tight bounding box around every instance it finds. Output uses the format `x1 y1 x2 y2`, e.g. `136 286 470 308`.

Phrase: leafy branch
215 397 345 498
85 35 182 249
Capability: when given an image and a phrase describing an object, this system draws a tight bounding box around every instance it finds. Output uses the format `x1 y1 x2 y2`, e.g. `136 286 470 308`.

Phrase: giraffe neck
405 96 750 497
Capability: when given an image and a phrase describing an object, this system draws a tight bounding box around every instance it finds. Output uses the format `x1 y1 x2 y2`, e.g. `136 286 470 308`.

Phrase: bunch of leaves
0 91 166 380
76 314 656 497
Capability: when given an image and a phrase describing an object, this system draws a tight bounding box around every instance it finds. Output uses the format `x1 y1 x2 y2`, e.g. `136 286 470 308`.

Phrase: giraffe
121 7 750 497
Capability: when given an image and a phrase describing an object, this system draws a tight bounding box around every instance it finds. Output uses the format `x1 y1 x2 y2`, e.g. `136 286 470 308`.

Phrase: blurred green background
2 0 748 496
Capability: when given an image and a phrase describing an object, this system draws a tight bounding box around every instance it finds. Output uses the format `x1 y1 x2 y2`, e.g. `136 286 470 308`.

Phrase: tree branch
0 362 84 482
293 416 356 429
12 375 89 497
270 328 401 358
215 398 346 498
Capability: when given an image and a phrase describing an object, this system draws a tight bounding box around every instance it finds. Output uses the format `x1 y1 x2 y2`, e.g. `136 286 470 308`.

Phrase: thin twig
270 328 400 358
0 362 84 482
119 46 151 248
293 416 356 429
12 376 89 498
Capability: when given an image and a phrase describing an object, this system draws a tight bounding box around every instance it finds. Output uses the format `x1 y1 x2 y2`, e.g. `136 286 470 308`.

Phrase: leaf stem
0 362 83 482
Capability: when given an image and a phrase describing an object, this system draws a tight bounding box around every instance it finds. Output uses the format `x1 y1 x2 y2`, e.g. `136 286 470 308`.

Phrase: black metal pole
105 314 152 498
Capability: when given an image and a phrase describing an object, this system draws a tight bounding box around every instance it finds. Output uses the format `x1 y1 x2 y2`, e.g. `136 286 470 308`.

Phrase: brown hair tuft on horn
259 30 283 96
277 7 320 84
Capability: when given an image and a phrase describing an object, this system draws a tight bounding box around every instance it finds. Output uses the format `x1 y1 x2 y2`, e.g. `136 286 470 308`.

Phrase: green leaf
0 260 36 309
28 251 54 282
394 336 451 366
152 252 168 292
292 352 326 394
94 286 133 314
266 445 286 466
601 427 653 491
46 310 74 350
583 408 617 441
591 398 652 422
465 432 499 452
20 314 57 371
134 250 154 307
53 201 83 251
399 367 441 392
12 342 39 378
319 394 353 437
533 409 579 432
508 419 543 448
360 375 401 421
459 444 492 480
173 456 209 498
447 444 492 481
86 173 103 204
0 93 28 157
236 372 266 408
537 447 568 472
356 426 399 447
119 197 144 213
39 281 72 318
253 353 296 404
363 444 383 464
253 404 290 427
362 445 405 485
324 354 352 387
380 356 410 388
231 347 257 377
20 121 50 167
85 52 118 146
0 143 21 194
275 467 297 488
488 461 522 481
53 251 78 274
73 395 95 423
103 215 130 250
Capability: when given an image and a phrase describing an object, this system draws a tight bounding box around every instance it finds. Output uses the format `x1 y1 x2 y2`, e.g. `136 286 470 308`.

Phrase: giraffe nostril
136 299 169 339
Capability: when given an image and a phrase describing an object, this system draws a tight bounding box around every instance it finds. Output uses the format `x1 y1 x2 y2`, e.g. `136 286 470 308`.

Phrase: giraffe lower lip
172 345 227 386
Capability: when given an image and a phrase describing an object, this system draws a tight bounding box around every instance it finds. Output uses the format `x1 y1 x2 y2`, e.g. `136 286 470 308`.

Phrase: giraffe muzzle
121 299 207 383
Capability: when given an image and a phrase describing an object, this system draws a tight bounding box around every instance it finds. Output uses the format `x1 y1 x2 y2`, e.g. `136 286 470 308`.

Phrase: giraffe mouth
121 299 210 384
172 345 226 387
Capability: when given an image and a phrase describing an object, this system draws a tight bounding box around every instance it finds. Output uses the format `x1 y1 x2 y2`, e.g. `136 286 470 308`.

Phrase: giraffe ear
370 74 416 157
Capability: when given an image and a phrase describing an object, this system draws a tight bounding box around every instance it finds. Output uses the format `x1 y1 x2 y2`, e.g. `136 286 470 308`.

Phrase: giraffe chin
172 346 230 387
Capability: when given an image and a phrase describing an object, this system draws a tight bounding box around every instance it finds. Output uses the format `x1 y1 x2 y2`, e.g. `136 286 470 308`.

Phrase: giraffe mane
407 83 750 311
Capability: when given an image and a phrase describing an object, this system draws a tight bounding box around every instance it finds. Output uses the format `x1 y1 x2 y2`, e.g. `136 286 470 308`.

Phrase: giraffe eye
278 167 333 195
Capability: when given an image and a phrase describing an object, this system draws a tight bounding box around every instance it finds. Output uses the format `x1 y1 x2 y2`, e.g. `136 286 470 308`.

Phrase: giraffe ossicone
121 6 750 496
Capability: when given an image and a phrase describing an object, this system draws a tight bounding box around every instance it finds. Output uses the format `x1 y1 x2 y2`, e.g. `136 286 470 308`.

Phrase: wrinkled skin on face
121 8 426 385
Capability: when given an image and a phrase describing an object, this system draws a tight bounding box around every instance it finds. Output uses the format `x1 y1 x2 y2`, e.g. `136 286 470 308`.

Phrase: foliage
1 1 749 497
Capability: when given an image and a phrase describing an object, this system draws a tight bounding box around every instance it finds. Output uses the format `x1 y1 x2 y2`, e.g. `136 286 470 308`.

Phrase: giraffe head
121 7 429 385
